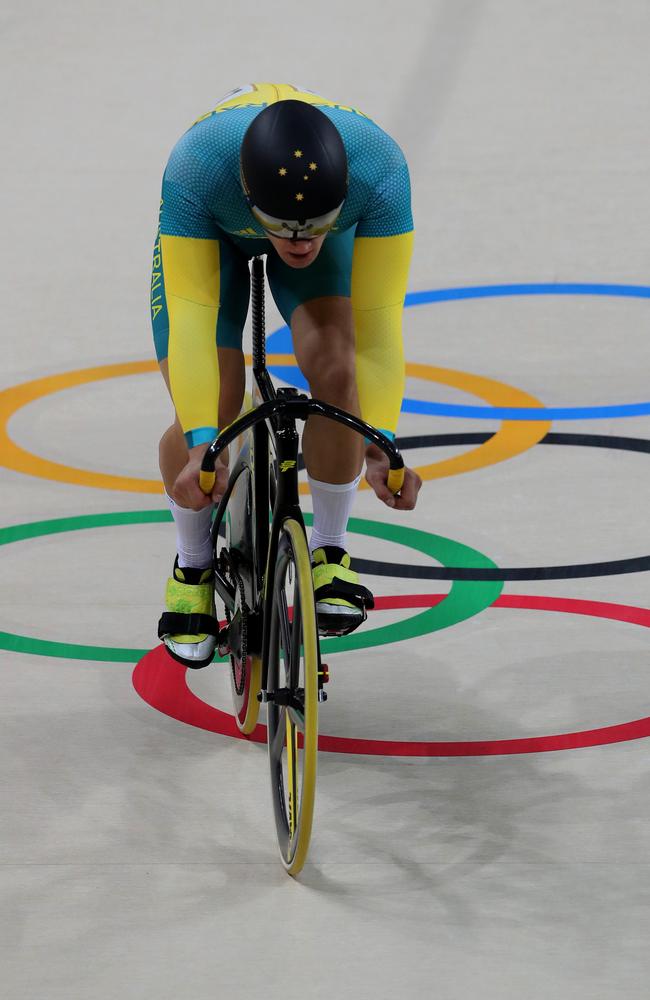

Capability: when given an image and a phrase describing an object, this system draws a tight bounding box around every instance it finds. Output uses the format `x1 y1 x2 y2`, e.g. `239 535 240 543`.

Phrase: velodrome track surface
2 2 650 997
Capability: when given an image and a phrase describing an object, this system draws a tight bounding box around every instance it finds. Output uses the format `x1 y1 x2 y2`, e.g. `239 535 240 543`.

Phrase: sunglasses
250 202 343 240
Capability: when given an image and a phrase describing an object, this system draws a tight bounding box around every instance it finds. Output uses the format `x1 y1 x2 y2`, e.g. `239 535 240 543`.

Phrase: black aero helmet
241 100 348 238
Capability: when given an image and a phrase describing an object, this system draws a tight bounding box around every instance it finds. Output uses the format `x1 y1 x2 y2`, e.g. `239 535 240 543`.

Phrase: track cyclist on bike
152 83 422 668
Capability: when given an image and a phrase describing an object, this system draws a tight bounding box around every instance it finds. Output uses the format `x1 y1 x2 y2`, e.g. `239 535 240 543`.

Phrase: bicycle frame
203 255 404 696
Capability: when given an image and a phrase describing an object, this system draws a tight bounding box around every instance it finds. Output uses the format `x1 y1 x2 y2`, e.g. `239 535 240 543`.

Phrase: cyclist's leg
291 296 364 485
266 227 363 488
267 229 373 633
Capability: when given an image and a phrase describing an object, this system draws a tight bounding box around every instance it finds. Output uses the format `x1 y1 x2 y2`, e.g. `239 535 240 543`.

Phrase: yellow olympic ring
0 357 549 494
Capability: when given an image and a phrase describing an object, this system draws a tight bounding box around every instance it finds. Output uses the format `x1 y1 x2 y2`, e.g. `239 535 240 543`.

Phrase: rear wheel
222 469 261 735
266 518 319 876
229 624 262 735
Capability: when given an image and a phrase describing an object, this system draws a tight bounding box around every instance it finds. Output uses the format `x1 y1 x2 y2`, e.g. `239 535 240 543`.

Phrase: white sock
308 475 361 553
166 493 214 569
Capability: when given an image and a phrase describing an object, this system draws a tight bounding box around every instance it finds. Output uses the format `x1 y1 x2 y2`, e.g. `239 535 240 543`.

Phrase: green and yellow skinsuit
151 82 414 447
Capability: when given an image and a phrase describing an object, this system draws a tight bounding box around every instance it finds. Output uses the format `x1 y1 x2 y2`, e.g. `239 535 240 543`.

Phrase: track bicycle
199 256 405 875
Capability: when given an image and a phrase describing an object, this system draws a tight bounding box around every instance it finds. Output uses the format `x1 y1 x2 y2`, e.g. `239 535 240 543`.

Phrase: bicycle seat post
250 255 276 407
251 255 266 376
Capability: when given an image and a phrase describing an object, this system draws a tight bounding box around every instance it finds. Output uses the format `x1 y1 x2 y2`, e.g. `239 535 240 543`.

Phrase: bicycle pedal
316 608 367 639
317 623 364 638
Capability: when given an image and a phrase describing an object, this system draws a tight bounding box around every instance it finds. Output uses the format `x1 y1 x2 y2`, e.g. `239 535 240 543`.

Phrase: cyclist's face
266 233 326 268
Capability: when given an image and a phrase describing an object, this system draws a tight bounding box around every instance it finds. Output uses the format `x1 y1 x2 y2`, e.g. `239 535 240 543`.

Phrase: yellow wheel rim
281 518 319 876
234 654 262 735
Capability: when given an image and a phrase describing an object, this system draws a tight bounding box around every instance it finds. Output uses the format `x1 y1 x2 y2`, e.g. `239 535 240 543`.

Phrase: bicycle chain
224 562 249 698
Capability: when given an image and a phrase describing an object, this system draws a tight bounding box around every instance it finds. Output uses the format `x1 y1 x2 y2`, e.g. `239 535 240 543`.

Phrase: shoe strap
313 558 358 589
166 576 214 615
313 580 375 611
158 612 220 640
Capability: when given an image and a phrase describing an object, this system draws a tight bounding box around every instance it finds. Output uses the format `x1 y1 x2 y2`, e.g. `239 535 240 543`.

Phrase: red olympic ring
132 593 650 756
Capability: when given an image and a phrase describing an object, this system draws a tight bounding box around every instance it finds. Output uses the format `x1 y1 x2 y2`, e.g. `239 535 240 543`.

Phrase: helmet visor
250 202 344 239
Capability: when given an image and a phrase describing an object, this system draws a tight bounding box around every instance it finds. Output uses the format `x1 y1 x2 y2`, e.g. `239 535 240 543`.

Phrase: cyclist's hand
172 444 229 509
365 444 422 510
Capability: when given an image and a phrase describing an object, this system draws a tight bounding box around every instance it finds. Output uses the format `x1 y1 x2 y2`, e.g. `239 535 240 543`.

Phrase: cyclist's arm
351 231 414 439
353 232 420 510
160 233 221 447
351 135 413 439
158 130 226 448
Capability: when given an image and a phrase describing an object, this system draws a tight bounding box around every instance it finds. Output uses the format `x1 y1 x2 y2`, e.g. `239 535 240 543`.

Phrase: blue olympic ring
266 282 650 421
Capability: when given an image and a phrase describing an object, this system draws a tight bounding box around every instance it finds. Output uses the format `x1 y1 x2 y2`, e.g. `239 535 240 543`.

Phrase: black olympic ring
350 431 650 581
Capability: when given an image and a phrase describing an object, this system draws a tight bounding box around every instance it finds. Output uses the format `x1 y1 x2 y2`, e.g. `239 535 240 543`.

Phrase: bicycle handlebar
198 396 405 496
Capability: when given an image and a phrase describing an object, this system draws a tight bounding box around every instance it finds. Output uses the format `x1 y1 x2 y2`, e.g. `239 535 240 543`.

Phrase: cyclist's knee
292 308 356 393
217 346 246 426
159 419 184 447
159 421 188 492
306 352 356 398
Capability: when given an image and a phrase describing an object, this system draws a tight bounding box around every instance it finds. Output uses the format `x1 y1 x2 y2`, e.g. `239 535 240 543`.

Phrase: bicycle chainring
224 560 249 698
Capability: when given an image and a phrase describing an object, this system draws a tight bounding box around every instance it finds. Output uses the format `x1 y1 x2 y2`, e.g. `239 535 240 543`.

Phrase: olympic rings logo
2 282 649 755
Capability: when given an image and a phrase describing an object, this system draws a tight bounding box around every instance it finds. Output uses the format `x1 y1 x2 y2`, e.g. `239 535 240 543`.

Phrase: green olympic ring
0 511 502 661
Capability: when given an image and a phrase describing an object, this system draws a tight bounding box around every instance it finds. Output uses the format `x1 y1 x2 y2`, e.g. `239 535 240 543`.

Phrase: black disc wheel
223 468 261 735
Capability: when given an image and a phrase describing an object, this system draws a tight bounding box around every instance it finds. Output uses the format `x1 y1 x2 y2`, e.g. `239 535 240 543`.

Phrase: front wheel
266 518 319 876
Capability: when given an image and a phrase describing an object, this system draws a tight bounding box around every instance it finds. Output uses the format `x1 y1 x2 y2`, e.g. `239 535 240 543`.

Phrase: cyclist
152 83 422 668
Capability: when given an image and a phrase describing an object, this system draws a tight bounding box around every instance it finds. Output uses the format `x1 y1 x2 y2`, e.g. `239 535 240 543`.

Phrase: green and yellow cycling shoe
311 546 375 637
157 557 219 668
